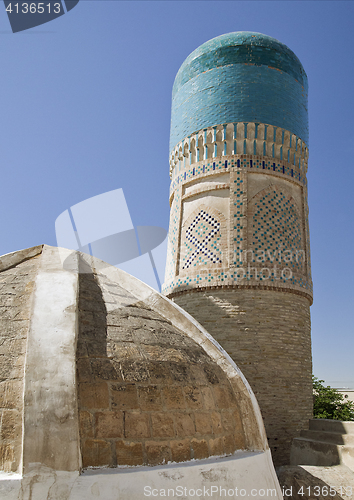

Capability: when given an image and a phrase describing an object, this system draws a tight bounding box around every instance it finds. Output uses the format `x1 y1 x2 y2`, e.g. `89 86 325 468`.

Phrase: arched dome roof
0 245 268 472
173 31 307 96
0 245 282 498
169 31 308 151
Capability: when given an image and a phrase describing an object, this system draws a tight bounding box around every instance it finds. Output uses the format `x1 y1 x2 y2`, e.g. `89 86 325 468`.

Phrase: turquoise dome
173 32 307 97
170 32 308 151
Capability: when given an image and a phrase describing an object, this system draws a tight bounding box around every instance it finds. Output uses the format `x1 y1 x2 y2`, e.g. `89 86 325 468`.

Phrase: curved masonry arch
0 245 282 499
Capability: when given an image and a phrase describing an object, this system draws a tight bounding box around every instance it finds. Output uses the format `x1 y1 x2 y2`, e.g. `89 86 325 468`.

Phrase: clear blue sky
0 1 353 388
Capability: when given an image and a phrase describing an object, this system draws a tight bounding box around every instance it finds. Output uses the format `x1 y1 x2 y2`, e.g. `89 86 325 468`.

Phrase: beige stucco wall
1 449 281 500
337 390 354 404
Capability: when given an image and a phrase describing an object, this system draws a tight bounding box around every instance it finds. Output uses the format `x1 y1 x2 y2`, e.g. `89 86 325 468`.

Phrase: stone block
183 386 203 409
166 362 191 383
163 386 186 409
171 439 191 462
209 436 224 456
76 339 88 358
213 385 234 409
119 361 149 383
194 411 213 435
0 409 21 442
90 359 122 381
231 408 244 434
144 362 169 384
191 438 209 460
151 412 175 438
81 439 112 468
211 411 222 434
78 297 106 314
0 295 15 307
125 411 151 439
111 384 139 410
86 340 107 358
0 319 28 339
116 440 144 466
0 338 25 356
107 325 133 342
0 354 25 380
138 386 163 411
113 344 142 361
0 443 15 472
163 348 186 362
188 365 208 385
223 434 237 455
141 345 166 361
234 430 246 449
76 359 92 382
95 411 123 438
79 382 109 409
79 411 94 438
201 386 215 410
221 410 235 432
145 440 171 466
78 310 94 329
131 329 159 345
0 306 21 321
174 412 195 437
0 380 23 409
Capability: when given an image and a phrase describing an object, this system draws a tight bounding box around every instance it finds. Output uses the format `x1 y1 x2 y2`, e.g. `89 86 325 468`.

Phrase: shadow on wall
75 256 248 468
77 257 113 467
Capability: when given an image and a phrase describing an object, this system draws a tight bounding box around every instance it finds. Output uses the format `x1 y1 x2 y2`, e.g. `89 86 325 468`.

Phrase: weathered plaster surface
23 246 81 473
0 246 43 274
0 450 282 499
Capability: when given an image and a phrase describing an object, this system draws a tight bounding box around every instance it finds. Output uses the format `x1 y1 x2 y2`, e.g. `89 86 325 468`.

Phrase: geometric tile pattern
163 151 312 299
182 210 222 270
250 187 304 282
169 155 306 196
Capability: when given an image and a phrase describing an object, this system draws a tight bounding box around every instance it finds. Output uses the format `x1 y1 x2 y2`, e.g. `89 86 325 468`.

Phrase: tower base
171 287 313 466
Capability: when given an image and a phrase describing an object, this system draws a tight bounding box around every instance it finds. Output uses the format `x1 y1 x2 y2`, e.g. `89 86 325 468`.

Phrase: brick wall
173 288 313 466
77 270 247 468
0 255 40 472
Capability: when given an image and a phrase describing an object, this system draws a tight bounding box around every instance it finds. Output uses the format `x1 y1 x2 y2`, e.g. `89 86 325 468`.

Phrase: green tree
313 376 354 421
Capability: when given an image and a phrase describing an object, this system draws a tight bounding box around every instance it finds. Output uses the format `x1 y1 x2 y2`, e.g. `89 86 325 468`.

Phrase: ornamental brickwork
163 133 312 302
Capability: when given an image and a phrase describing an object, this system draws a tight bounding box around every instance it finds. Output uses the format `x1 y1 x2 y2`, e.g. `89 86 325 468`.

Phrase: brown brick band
172 288 312 466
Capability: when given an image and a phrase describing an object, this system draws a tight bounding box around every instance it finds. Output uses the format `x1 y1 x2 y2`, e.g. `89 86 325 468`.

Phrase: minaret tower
163 32 313 466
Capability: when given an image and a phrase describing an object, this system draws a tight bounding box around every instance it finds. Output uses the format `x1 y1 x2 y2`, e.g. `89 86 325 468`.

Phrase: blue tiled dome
170 32 308 151
173 32 307 96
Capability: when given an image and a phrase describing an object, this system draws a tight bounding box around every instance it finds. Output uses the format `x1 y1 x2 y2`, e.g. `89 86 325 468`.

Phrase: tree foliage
313 376 354 421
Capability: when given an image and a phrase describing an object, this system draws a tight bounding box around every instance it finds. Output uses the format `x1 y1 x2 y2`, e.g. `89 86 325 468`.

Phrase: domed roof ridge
173 31 307 97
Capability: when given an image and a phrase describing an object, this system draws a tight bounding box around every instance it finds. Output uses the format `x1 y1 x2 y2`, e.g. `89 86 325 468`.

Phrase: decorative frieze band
169 154 307 201
169 122 309 178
